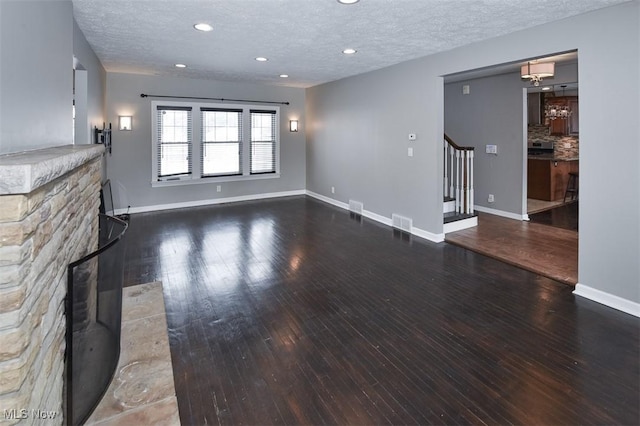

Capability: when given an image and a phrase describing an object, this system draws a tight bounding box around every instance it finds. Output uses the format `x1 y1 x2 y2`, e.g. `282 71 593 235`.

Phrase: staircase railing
444 134 474 215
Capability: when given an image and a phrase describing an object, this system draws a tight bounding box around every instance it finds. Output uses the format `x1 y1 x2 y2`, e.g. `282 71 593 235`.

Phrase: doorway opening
525 76 579 232
443 51 579 285
73 56 89 145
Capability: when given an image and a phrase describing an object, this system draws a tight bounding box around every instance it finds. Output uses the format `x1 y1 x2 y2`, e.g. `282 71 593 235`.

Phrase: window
151 101 280 186
251 110 276 174
202 109 242 176
156 107 192 178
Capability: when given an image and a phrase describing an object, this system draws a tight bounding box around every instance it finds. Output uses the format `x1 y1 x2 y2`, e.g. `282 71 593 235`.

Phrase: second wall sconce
119 115 132 131
289 119 299 132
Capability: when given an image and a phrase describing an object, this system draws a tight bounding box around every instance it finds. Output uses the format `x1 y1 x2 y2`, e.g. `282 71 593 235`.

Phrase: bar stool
564 172 579 202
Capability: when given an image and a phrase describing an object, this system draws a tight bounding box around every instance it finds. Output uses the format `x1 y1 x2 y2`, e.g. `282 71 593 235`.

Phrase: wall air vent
392 214 412 233
349 200 364 215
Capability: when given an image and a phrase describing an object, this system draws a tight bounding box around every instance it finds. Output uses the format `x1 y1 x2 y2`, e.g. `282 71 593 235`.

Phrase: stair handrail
444 134 474 151
443 134 475 215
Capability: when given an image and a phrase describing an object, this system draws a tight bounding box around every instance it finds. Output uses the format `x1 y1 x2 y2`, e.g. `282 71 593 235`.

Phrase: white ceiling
72 0 630 88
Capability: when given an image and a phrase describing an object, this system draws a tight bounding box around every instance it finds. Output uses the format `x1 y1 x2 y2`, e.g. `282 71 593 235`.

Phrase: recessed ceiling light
175 63 187 68
342 48 357 55
541 86 552 91
255 57 268 62
194 23 213 32
280 74 289 78
337 0 360 4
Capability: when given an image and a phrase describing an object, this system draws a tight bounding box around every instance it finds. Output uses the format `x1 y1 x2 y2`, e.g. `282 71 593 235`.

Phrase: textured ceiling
72 0 630 88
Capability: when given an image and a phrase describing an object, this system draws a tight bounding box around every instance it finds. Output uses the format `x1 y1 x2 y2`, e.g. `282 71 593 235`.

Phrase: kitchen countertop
528 155 579 161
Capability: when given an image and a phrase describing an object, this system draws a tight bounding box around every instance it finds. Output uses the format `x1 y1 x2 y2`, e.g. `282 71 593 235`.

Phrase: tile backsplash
528 124 579 159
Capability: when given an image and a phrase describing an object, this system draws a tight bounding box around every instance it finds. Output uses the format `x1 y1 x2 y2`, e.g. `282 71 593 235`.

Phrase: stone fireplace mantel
0 145 104 195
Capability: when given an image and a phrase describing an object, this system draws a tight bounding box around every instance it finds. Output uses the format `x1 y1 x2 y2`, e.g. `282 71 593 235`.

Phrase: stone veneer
0 145 104 425
528 124 579 159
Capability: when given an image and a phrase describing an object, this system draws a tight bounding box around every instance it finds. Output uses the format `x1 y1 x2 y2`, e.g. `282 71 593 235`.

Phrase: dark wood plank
123 196 639 425
529 200 578 231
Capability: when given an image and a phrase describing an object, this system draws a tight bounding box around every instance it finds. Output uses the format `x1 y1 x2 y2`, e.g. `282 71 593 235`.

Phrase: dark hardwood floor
529 201 578 231
124 196 639 425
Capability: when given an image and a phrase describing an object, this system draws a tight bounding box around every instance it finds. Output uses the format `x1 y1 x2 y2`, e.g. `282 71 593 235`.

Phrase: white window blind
201 108 242 177
157 106 192 179
250 110 276 174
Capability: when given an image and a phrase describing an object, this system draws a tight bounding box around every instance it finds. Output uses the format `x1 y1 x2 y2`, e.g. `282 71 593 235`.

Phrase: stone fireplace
0 145 104 424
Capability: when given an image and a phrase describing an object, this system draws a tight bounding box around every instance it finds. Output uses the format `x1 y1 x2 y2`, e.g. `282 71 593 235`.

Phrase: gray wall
105 73 306 210
0 1 73 154
444 62 579 216
306 2 639 303
73 18 106 145
306 61 436 228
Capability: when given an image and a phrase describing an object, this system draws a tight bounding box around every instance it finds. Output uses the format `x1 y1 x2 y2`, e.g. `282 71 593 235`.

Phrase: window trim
151 100 280 187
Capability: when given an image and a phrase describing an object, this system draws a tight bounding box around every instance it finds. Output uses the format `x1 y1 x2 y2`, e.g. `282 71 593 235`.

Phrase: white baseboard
113 189 306 215
362 209 393 227
305 190 349 210
474 205 527 221
573 284 640 318
412 227 445 243
306 190 444 243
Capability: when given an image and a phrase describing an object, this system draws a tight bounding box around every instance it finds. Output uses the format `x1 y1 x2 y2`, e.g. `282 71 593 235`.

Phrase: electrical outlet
488 194 495 203
216 185 221 193
331 186 335 194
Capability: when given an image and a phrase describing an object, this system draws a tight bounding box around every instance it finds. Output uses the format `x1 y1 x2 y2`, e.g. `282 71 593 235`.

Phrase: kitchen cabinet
549 114 568 136
528 159 579 201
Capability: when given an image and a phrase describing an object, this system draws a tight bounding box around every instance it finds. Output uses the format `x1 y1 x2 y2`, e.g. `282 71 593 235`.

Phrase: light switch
462 85 470 95
408 147 414 157
486 144 497 154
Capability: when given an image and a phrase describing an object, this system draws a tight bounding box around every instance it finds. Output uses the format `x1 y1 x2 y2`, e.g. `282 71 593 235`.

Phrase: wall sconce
289 119 299 132
118 115 132 131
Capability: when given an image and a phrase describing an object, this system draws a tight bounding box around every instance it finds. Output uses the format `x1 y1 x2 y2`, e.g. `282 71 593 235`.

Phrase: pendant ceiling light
521 61 555 86
545 85 573 120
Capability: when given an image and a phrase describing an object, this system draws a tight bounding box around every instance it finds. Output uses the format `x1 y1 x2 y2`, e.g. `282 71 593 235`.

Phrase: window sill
151 173 280 188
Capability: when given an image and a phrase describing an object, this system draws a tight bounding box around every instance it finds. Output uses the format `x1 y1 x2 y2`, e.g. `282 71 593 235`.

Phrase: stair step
443 199 456 214
444 212 477 223
443 213 478 234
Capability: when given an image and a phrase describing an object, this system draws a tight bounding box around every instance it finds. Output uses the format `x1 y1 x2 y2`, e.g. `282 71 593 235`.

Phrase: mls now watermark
3 409 58 420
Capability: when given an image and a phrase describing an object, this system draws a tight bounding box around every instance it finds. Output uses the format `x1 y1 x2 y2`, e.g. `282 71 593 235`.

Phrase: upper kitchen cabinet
567 98 579 135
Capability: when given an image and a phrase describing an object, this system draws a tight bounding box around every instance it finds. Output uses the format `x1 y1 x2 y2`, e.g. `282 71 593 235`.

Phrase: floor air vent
349 200 364 215
392 214 412 232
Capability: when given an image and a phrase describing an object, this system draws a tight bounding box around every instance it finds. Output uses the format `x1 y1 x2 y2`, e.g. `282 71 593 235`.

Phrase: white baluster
462 151 469 214
443 140 448 198
449 148 454 199
465 151 471 214
455 150 461 214
469 151 475 214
